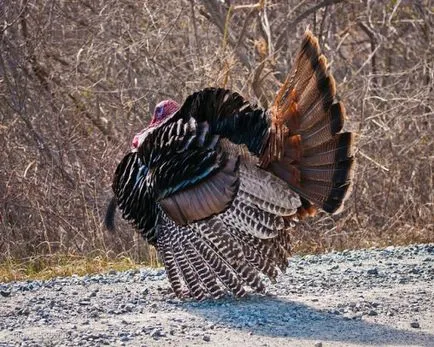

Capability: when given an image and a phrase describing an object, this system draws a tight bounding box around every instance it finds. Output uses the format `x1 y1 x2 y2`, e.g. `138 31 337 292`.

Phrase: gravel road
1 244 433 347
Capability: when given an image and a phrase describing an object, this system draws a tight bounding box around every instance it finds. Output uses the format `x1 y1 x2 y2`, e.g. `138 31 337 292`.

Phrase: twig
0 0 28 35
358 150 389 172
358 21 380 88
275 0 346 53
151 9 183 59
199 0 252 69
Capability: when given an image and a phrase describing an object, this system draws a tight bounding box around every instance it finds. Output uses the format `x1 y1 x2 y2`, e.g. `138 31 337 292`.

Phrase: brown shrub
1 0 432 262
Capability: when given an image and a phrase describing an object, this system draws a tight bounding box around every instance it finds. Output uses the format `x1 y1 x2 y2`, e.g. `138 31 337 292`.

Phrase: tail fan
261 29 355 215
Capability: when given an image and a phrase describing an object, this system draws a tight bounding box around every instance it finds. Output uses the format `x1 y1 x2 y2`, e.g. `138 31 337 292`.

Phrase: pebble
0 244 432 346
367 268 378 275
1 290 11 297
150 328 165 339
119 335 130 342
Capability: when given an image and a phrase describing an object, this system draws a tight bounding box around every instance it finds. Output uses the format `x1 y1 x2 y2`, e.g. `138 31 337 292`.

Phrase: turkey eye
155 105 164 119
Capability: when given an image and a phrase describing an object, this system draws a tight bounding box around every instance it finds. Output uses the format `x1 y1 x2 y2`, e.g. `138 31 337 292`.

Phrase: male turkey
106 30 355 299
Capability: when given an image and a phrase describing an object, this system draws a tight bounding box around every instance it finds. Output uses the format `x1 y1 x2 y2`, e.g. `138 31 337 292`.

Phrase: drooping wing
112 152 159 243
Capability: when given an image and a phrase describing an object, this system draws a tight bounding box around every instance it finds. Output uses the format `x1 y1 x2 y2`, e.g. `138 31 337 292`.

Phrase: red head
131 99 180 150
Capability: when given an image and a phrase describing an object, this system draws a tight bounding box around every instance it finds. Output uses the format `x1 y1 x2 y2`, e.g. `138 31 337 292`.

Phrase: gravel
1 244 433 346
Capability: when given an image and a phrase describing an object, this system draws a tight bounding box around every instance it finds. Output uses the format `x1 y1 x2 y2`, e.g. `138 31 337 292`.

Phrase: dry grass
0 253 161 283
0 0 433 270
290 223 434 256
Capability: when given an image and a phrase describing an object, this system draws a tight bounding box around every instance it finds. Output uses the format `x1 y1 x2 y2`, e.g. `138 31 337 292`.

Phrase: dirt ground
1 245 433 346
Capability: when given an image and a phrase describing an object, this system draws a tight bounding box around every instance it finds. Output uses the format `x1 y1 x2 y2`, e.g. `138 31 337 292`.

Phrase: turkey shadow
183 295 434 345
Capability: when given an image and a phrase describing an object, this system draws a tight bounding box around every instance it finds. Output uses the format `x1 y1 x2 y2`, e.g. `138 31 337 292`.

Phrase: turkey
105 30 355 300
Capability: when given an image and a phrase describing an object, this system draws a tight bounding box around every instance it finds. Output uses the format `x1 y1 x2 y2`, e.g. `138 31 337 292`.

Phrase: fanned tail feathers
261 29 355 215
